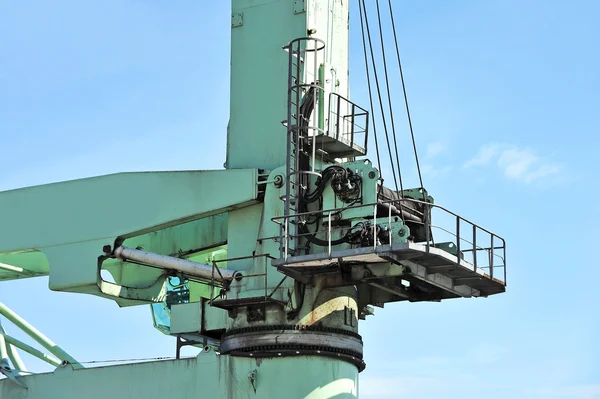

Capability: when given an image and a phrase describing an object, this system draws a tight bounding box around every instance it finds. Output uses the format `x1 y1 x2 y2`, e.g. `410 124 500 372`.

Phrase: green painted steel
0 324 26 372
0 0 506 397
1 335 61 368
226 0 306 170
0 351 359 398
5 345 25 373
0 170 257 252
0 252 49 281
0 170 258 305
0 334 7 362
0 302 81 369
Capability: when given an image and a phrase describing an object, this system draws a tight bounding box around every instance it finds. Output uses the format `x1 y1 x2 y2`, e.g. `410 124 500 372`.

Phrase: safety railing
270 198 506 284
208 254 286 307
421 200 506 283
327 93 369 153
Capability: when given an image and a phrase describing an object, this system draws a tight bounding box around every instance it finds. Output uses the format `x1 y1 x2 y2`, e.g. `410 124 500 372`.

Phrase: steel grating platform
273 242 505 298
314 134 366 159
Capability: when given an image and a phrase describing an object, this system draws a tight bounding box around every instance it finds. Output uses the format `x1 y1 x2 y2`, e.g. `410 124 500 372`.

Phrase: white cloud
464 144 563 185
422 164 452 179
463 144 501 168
497 147 540 181
426 141 446 159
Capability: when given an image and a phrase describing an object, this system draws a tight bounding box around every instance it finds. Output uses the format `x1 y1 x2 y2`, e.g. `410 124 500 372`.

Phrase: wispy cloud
426 141 446 159
463 144 501 168
422 164 452 179
464 143 563 184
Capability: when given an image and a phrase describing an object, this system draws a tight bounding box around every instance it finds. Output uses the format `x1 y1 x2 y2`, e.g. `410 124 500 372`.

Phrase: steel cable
359 0 400 195
357 0 383 181
374 0 405 198
386 0 426 200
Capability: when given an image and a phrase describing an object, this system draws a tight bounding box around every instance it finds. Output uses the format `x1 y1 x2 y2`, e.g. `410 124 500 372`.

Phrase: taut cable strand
374 0 405 198
360 0 400 195
386 0 426 201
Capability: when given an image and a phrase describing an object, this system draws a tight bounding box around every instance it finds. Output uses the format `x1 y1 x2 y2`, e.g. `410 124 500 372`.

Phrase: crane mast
0 1 506 398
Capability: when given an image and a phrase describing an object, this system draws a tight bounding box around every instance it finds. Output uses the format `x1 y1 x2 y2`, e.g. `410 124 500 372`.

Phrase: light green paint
0 170 257 252
0 302 81 369
0 252 49 281
226 0 306 170
226 203 263 272
0 169 258 304
0 324 27 372
226 0 350 170
0 351 359 399
1 334 61 368
169 303 202 334
170 301 229 336
0 1 443 398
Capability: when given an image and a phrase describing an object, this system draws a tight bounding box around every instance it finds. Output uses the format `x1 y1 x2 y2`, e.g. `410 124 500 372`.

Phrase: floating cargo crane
0 1 506 397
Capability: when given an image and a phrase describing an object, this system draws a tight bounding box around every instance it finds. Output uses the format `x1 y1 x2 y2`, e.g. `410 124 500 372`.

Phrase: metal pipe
377 201 420 223
328 213 332 256
373 192 377 250
114 246 241 282
388 202 392 245
0 333 8 361
5 340 25 371
490 235 494 279
472 224 477 268
0 302 82 369
456 217 461 264
0 262 36 276
1 334 61 368
318 64 325 132
0 324 26 371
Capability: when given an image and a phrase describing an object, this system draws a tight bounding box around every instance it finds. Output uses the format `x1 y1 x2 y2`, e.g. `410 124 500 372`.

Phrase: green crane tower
0 1 506 398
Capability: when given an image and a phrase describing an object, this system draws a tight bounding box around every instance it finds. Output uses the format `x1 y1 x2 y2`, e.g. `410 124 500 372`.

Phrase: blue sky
1 1 599 398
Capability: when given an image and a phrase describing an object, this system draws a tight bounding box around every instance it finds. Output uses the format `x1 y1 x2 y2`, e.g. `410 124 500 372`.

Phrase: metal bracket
246 304 266 323
344 306 355 327
293 0 306 14
0 360 26 389
248 369 257 393
231 12 243 28
175 335 206 360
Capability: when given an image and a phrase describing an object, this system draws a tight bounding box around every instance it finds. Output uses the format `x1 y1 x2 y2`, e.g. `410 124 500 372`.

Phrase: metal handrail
208 254 277 306
429 224 505 263
271 197 506 284
328 92 369 152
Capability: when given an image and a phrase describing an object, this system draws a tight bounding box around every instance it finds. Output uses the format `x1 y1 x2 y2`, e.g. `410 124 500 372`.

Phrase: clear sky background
1 1 599 398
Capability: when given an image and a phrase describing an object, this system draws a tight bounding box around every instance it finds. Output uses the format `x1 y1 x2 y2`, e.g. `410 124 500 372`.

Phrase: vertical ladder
281 38 326 260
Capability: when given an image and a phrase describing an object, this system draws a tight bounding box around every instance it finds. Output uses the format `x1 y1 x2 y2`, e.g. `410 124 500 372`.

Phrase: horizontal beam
0 169 259 253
